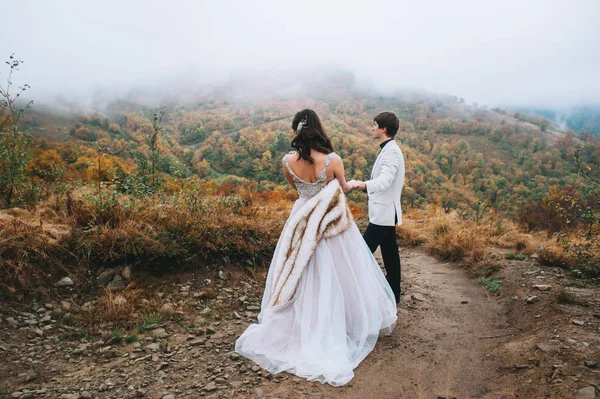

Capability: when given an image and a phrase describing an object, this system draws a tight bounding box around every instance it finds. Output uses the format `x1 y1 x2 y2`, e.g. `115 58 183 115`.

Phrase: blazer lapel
371 142 393 179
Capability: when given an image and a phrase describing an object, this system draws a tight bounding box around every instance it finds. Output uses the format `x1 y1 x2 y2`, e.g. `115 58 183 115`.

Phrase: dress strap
317 152 335 182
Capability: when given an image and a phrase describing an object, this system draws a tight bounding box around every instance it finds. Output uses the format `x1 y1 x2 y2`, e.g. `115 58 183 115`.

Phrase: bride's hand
343 180 356 192
344 180 360 192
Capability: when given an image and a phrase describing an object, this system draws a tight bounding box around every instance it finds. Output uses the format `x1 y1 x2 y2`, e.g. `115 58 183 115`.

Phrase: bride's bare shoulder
330 152 342 163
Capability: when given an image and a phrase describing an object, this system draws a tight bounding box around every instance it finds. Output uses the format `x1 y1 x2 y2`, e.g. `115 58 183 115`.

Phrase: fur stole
267 179 354 307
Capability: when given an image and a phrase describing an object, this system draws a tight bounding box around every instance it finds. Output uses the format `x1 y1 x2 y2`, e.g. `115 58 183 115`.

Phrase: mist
2 0 600 110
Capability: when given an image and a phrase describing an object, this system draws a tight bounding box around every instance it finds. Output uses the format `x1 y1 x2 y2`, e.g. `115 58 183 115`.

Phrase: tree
0 54 33 208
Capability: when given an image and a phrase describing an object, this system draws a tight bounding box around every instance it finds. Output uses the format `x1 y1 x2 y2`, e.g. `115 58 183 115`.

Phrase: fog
2 0 600 109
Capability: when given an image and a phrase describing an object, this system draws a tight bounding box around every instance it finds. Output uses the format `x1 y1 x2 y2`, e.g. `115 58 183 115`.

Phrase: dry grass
0 187 285 291
398 206 542 275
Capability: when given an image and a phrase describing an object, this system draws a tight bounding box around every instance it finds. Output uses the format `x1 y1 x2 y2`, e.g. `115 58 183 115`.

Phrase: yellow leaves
260 151 272 170
68 151 135 181
26 149 65 180
108 123 120 133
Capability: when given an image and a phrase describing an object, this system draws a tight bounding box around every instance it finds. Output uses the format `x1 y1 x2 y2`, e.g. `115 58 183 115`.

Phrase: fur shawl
267 180 354 307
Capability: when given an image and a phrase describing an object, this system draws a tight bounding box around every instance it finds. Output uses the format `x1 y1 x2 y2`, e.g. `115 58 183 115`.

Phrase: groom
350 112 405 303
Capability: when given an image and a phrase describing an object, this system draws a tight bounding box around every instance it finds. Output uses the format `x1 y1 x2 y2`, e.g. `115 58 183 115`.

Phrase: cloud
2 0 599 108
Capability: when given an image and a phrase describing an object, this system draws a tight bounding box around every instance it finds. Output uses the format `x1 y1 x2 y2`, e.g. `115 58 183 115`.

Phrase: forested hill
507 104 600 138
18 84 600 219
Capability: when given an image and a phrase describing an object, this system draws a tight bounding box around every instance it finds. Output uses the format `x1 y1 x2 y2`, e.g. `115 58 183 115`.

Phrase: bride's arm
330 155 353 192
281 158 297 190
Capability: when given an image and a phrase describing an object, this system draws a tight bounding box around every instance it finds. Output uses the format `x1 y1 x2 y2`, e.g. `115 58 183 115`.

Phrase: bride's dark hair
291 109 334 164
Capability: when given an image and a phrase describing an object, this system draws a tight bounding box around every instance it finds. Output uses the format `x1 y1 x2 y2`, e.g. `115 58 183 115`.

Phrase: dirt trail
263 249 515 399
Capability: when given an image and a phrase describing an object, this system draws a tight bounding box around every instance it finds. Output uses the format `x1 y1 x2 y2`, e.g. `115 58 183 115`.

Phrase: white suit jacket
365 139 405 226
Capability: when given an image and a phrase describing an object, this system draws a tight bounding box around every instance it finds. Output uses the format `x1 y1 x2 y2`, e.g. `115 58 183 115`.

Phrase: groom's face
372 121 387 140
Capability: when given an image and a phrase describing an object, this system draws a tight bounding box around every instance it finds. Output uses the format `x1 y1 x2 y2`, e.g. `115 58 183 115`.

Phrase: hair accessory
296 116 308 133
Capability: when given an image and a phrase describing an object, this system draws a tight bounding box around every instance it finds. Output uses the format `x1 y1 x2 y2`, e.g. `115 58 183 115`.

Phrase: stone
96 268 116 287
585 360 598 368
61 301 72 311
112 295 127 306
81 392 93 399
56 276 74 287
157 362 169 371
72 343 90 355
411 293 426 302
160 303 176 314
6 317 19 328
93 340 105 348
572 319 585 326
136 389 146 397
203 381 218 392
162 395 175 399
190 338 206 346
146 343 161 351
568 288 594 297
575 386 596 399
151 328 169 339
525 295 539 304
533 285 551 291
536 343 559 354
23 371 38 382
108 275 125 291
121 266 131 280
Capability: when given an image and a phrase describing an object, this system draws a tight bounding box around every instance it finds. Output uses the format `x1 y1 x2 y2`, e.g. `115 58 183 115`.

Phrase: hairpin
296 116 308 134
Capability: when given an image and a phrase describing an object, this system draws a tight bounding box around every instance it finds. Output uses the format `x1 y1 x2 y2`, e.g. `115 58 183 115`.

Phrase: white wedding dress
235 153 397 386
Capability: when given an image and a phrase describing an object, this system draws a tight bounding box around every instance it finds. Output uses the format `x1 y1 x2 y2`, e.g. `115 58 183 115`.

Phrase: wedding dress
235 152 397 387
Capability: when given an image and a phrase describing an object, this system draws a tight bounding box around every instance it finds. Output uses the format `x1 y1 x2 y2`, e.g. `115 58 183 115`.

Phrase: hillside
19 86 596 218
2 75 598 293
508 104 600 138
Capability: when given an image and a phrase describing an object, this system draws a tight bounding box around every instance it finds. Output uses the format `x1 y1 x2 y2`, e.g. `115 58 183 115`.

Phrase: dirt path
261 249 514 399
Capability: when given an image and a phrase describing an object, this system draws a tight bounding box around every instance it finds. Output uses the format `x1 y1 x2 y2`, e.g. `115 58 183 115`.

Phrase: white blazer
365 140 405 226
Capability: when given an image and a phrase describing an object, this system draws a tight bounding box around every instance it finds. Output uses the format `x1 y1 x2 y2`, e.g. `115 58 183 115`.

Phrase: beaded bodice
284 152 335 199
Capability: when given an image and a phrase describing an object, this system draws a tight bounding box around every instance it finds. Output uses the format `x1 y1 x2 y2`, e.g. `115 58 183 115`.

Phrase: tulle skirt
235 199 398 386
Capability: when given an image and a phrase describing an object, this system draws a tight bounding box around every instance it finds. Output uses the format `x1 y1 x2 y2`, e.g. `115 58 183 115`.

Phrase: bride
235 109 397 386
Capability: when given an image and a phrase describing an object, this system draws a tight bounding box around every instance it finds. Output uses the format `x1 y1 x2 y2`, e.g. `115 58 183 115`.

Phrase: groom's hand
354 180 366 191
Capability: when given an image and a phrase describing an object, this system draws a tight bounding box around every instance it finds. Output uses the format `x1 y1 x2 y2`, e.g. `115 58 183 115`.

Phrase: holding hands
346 180 366 191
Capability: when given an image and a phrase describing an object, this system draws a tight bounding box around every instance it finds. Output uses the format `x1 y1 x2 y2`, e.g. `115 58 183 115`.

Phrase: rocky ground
1 248 600 399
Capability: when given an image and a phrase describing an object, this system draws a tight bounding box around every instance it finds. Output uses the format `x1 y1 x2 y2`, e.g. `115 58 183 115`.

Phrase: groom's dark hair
374 112 400 138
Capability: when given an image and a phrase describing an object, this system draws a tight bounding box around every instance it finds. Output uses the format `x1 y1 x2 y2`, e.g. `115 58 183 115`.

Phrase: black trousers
363 219 402 303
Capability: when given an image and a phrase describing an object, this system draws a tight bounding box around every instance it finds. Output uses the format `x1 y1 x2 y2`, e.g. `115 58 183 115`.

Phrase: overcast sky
2 0 599 109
